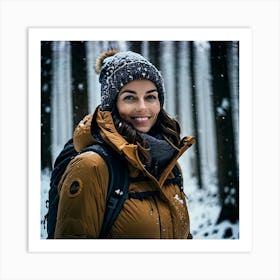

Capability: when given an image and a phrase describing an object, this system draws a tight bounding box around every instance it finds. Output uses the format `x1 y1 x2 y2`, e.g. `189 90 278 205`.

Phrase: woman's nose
136 99 147 111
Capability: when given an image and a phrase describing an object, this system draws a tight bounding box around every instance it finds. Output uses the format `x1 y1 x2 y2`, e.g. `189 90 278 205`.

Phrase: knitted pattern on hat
95 50 165 111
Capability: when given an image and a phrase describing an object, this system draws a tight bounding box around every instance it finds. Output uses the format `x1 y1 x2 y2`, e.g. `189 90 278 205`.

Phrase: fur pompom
95 49 120 74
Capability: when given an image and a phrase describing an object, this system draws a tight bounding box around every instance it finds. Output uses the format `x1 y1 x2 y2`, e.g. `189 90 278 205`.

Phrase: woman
54 49 195 239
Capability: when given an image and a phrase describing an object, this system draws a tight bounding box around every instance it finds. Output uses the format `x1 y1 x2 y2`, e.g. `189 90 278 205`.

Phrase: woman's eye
123 95 135 101
146 94 157 100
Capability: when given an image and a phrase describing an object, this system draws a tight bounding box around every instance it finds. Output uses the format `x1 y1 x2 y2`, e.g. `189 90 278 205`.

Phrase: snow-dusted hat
95 49 165 111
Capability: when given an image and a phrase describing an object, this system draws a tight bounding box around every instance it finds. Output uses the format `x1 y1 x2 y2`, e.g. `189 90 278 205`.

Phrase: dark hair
111 106 181 165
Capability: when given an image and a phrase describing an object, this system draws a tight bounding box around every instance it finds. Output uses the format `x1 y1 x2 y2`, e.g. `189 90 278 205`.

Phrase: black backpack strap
81 144 130 239
98 148 130 239
128 191 159 200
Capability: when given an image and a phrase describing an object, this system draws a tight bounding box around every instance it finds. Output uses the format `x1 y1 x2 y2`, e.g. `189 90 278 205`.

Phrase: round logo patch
67 180 83 197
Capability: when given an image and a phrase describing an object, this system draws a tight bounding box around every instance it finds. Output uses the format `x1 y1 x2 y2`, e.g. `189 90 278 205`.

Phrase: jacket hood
73 106 145 170
74 106 131 152
73 113 98 152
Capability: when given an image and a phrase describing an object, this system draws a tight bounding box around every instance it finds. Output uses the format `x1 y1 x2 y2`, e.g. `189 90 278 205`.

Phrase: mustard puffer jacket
54 106 195 239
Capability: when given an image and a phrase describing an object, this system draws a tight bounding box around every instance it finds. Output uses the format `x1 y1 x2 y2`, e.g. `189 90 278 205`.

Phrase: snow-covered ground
40 168 239 239
185 176 239 239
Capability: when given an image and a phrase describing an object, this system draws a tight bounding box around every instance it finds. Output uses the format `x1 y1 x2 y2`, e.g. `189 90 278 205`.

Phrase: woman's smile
131 116 150 123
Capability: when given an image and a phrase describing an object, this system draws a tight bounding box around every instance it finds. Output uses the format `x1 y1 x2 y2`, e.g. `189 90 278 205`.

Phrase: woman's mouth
132 116 150 122
125 115 156 132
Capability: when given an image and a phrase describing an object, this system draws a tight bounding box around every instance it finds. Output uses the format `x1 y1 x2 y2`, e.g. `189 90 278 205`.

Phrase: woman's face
116 80 161 133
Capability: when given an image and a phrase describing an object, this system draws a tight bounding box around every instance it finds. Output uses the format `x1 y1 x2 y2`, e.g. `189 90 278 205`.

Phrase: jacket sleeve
54 151 109 238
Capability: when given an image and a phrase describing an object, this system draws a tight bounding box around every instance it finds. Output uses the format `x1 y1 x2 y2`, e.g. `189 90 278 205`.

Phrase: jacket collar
158 135 194 186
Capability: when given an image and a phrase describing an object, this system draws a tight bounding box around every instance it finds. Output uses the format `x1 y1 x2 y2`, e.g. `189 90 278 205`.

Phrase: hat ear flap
95 49 120 74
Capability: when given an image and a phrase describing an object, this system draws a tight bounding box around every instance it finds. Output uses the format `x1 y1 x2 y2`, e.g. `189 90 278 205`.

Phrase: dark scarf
140 133 177 178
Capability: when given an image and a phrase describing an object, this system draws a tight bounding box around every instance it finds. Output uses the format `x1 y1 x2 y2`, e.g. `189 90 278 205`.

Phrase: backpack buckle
107 189 123 209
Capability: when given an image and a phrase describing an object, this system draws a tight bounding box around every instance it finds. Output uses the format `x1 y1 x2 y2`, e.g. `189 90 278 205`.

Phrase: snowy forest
40 41 239 239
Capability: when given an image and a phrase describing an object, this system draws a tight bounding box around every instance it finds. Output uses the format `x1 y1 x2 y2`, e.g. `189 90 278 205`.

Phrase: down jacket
54 106 195 239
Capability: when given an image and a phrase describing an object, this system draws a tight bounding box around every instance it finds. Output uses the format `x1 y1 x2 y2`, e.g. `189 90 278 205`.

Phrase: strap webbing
128 191 159 200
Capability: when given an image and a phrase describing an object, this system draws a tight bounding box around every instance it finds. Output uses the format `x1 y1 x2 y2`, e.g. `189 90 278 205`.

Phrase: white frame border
28 27 252 253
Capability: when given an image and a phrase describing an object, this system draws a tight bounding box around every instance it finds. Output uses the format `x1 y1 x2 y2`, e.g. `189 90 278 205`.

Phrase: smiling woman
45 49 195 239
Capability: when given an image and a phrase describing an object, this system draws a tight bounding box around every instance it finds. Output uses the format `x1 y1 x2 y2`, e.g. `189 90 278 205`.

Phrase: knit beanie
95 49 165 111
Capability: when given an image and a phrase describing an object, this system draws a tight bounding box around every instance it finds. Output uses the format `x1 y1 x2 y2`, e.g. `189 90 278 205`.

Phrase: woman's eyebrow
119 88 157 95
119 88 158 95
146 89 158 94
119 89 136 95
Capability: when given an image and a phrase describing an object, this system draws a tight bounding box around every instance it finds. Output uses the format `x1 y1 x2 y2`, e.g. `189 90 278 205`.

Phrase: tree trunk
41 41 52 169
71 41 88 128
210 42 239 224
